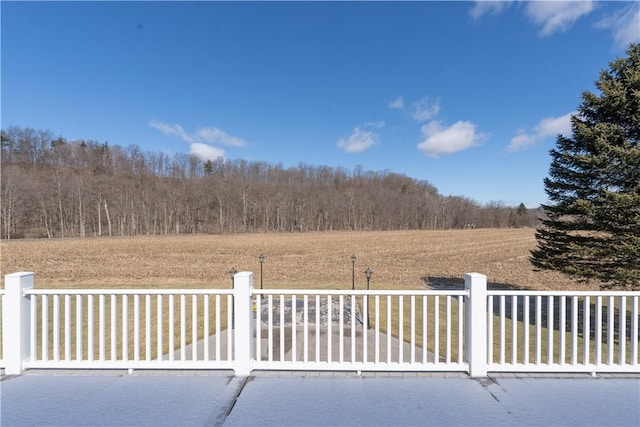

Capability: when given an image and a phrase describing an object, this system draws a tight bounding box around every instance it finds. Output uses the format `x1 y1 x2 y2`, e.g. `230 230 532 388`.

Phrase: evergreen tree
517 203 527 217
531 44 640 290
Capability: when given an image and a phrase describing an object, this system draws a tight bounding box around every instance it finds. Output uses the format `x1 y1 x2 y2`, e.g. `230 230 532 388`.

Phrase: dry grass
1 228 588 290
3 229 632 364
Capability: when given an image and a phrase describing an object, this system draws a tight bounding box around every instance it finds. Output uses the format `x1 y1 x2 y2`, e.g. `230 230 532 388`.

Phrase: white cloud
411 98 441 122
150 120 247 161
190 142 225 161
509 133 536 152
596 3 640 49
525 1 595 36
149 121 194 143
195 127 246 147
337 122 385 153
149 120 246 152
417 120 487 158
363 121 386 129
469 1 512 20
508 111 574 152
388 97 405 110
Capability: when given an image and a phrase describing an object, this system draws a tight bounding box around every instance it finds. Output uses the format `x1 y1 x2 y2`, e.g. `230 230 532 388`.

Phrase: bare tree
1 126 540 239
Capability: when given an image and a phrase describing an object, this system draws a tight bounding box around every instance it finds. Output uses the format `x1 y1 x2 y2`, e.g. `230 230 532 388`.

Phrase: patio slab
1 371 639 426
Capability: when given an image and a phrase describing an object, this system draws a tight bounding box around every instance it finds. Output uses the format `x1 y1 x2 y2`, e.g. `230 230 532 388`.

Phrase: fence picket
134 295 140 361
339 295 344 363
523 295 529 365
511 295 517 364
619 297 626 365
303 295 308 363
256 295 262 362
76 295 82 361
327 295 332 363
204 295 209 361
99 295 105 361
215 294 220 361
560 296 566 365
433 295 439 364
547 296 553 364
632 296 638 366
386 295 391 363
88 295 94 361
411 296 416 364
457 295 464 364
157 295 163 362
122 295 128 361
168 295 174 362
571 296 578 365
110 295 117 361
291 294 297 363
375 295 380 363
315 295 320 363
488 295 494 364
227 294 233 360
595 296 602 365
607 296 614 365
180 294 186 361
445 296 451 364
363 294 368 363
499 295 505 365
267 295 273 362
144 295 150 361
53 295 60 361
350 295 356 363
192 295 198 361
583 296 590 365
279 295 285 362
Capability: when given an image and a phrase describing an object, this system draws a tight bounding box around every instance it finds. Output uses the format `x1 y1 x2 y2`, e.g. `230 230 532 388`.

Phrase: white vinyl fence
2 271 638 377
486 291 639 372
25 289 236 370
250 289 467 372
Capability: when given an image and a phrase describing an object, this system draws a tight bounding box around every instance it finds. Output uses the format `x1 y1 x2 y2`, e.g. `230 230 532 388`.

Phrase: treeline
1 126 540 239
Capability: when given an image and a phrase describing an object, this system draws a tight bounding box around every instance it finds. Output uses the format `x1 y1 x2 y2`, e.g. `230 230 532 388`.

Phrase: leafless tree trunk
104 199 112 237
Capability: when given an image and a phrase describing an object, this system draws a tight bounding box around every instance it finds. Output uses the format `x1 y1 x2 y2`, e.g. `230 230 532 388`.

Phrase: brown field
0 229 589 291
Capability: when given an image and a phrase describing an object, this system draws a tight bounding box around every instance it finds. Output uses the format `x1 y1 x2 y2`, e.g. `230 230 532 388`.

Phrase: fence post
233 271 254 376
3 272 34 375
464 272 488 377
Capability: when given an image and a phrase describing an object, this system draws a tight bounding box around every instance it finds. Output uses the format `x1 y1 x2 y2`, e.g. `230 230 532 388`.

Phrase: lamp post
364 267 372 291
228 267 237 288
258 254 264 290
351 255 356 290
229 267 237 329
364 267 373 329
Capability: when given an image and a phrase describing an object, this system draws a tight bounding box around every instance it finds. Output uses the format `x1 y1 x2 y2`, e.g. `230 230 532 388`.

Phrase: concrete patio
1 370 638 426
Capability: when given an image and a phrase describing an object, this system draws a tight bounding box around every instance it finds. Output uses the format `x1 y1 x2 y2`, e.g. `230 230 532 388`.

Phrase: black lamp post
351 255 356 290
228 267 237 288
258 254 265 290
364 267 373 291
228 267 237 328
364 267 373 329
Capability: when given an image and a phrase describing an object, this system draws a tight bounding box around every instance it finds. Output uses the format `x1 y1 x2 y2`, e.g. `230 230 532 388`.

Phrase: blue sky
2 1 639 208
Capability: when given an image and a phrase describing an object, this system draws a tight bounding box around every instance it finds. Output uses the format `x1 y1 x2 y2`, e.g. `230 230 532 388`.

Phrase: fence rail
2 272 639 376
